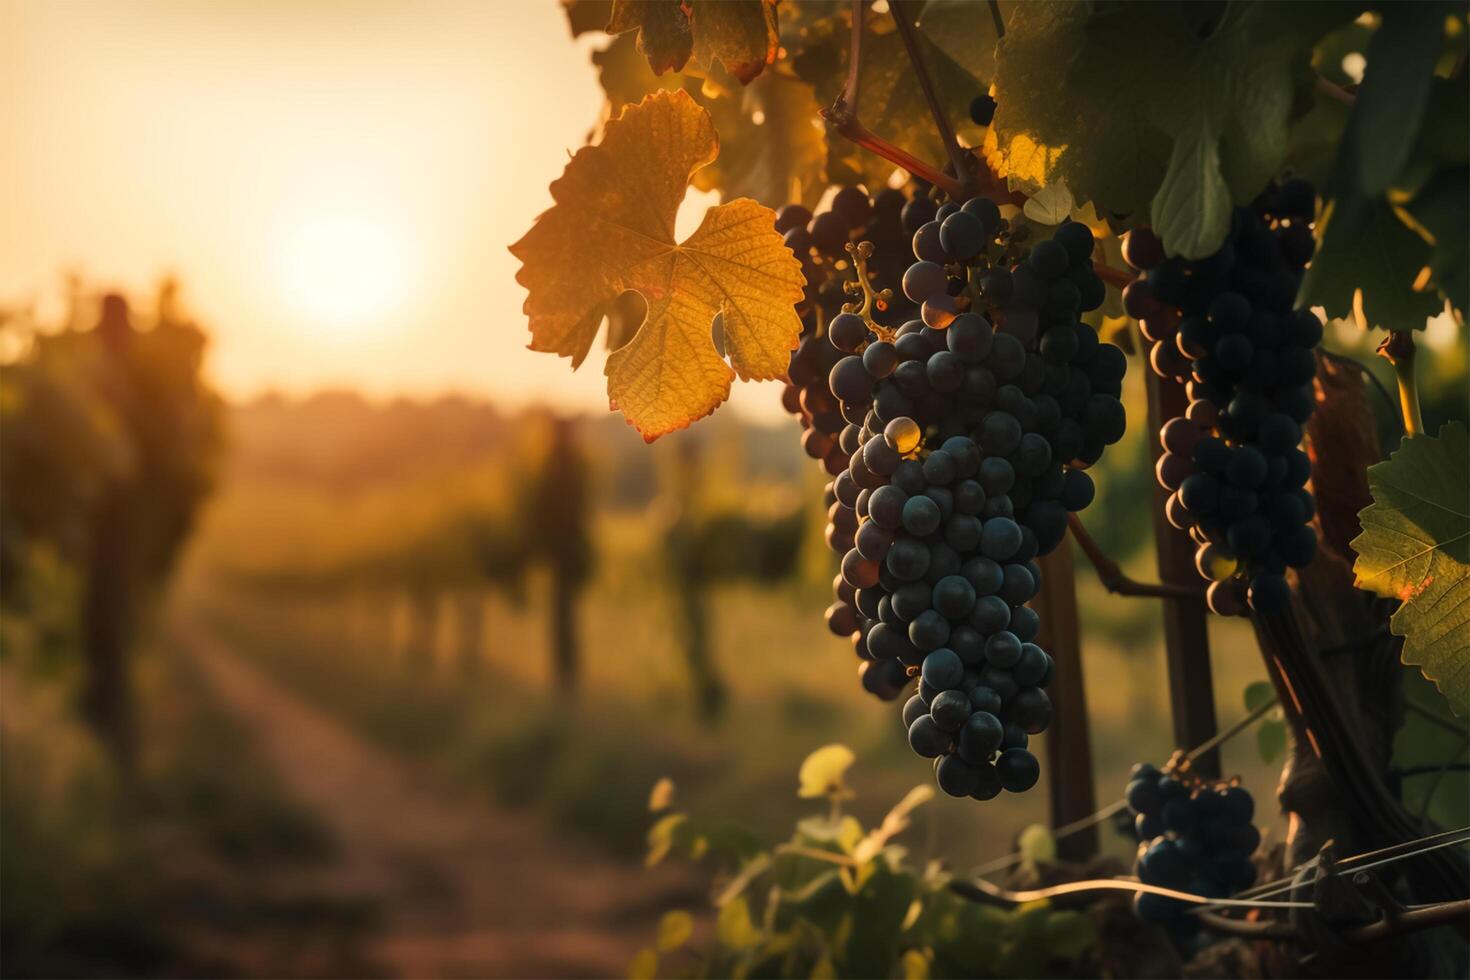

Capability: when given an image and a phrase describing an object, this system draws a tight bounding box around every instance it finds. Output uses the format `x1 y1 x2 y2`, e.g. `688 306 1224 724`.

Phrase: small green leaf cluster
633 746 1097 979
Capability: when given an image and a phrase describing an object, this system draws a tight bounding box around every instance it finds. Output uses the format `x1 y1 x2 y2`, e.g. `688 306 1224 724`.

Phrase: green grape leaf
1352 422 1470 716
1042 909 1098 960
1339 1 1450 196
510 90 805 441
990 2 1356 257
916 0 1008 84
1404 165 1469 318
1258 720 1288 764
1299 195 1441 332
1243 680 1277 712
840 863 918 975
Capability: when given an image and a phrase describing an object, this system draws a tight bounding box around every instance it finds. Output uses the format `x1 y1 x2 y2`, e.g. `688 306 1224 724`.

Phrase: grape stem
821 107 967 199
1319 349 1402 431
1376 330 1423 437
987 0 1006 39
1068 514 1206 600
1314 74 1358 107
1092 261 1133 290
823 0 963 197
889 0 975 194
840 0 864 116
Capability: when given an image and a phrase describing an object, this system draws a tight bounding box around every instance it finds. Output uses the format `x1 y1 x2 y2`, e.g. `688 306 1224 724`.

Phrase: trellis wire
967 694 1282 879
954 826 1470 913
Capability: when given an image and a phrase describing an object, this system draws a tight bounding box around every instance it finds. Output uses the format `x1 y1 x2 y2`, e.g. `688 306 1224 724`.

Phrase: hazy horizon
1 0 786 422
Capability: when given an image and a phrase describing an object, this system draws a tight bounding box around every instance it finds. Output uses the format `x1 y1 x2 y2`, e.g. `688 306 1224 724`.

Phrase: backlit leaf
991 2 1355 257
718 895 762 948
628 947 659 980
511 90 805 440
690 1 780 84
608 0 779 83
797 743 856 799
609 1 693 76
1352 422 1470 715
1404 165 1469 318
648 776 676 812
657 909 694 951
1023 181 1075 226
1299 195 1440 332
1018 824 1056 870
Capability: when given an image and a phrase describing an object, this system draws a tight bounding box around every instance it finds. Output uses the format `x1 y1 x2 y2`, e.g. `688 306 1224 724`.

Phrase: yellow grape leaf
648 776 676 812
657 910 694 952
511 90 804 440
797 743 856 799
628 947 659 980
717 895 761 948
608 0 778 84
1018 824 1057 870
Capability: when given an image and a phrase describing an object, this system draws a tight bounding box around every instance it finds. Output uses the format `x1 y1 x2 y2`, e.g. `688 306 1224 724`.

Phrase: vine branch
1093 262 1133 290
1068 513 1207 600
1376 330 1423 437
890 0 974 194
1315 74 1358 107
987 0 1006 39
841 0 863 113
1319 349 1402 429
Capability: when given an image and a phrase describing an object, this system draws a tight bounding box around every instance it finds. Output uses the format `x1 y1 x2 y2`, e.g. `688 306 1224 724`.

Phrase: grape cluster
1121 180 1321 615
1126 762 1261 934
821 195 1127 801
780 185 924 471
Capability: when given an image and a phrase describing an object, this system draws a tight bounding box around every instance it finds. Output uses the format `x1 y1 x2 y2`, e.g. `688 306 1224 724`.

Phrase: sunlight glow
276 213 411 332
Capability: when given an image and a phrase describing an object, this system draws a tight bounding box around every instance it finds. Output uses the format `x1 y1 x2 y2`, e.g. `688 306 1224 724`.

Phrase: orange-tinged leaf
510 90 804 440
609 0 692 76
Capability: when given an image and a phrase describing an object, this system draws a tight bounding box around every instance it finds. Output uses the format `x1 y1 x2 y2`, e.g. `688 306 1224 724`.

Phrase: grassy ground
0 626 379 978
184 536 1289 879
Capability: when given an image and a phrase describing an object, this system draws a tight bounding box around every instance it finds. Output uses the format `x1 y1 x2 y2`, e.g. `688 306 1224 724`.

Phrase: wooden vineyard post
1035 537 1098 861
1144 370 1220 776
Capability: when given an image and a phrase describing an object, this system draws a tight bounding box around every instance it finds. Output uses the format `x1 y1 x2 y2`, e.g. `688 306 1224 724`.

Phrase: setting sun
276 213 412 332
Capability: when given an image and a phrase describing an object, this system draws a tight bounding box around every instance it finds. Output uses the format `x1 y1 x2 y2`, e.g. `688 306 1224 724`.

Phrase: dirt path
177 615 689 979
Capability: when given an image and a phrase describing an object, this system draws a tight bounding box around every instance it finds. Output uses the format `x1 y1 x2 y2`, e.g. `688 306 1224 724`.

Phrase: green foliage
989 2 1355 257
1338 3 1451 196
1299 195 1440 332
1244 681 1287 764
791 9 986 190
1352 422 1470 716
0 293 223 597
633 747 1098 979
1308 8 1469 328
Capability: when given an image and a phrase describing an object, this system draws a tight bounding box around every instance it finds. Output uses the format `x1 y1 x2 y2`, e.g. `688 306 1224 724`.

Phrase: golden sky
2 0 773 418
